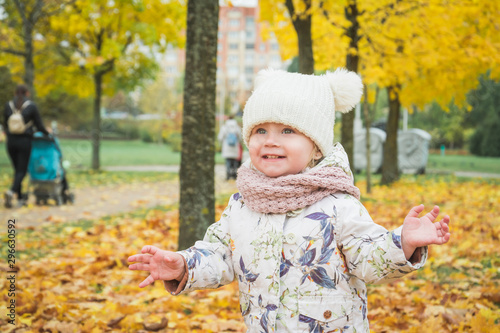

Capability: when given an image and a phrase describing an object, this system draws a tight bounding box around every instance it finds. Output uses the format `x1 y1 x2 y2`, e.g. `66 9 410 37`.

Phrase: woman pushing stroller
3 84 49 208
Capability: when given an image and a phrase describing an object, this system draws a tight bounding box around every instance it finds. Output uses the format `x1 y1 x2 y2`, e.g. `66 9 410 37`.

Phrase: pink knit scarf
236 165 360 214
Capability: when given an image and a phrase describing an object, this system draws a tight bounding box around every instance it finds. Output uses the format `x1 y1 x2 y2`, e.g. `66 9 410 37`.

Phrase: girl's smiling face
248 122 322 178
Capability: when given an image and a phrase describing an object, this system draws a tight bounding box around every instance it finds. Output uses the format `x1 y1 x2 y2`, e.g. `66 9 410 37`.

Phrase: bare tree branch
0 47 26 57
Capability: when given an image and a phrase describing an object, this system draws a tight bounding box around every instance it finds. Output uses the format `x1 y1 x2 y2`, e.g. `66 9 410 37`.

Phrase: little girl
128 68 451 332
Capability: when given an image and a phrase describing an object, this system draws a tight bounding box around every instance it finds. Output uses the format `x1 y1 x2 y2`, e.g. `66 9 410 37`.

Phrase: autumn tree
310 0 500 184
261 0 500 184
260 0 359 162
320 0 362 168
284 0 314 74
0 66 15 108
178 0 219 249
360 0 500 183
260 1 314 74
0 0 74 99
137 72 184 145
49 0 185 170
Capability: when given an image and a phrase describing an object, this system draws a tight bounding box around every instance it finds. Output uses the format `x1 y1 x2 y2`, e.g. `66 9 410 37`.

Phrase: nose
264 131 280 147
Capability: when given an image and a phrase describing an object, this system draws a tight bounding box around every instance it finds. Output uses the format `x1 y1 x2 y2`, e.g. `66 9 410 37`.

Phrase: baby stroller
28 132 74 205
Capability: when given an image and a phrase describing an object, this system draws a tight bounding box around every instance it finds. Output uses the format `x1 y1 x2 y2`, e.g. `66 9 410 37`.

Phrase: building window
245 52 254 64
246 31 255 40
245 66 253 74
229 31 239 39
245 77 253 89
259 55 266 65
229 19 240 27
245 16 254 27
228 55 239 63
260 44 266 52
245 43 254 49
228 66 239 77
229 43 238 50
166 52 177 62
228 10 242 18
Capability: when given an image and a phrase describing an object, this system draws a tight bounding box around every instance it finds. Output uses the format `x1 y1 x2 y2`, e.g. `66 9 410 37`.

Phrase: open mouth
263 155 285 159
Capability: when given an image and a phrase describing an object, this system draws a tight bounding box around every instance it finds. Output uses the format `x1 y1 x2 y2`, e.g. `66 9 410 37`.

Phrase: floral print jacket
170 145 427 332
173 192 427 332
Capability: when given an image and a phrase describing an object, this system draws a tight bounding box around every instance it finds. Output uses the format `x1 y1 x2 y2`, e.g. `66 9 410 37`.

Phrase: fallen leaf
107 315 126 328
143 317 168 331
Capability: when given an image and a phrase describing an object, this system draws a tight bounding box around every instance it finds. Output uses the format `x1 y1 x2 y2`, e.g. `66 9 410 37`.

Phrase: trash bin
398 129 432 174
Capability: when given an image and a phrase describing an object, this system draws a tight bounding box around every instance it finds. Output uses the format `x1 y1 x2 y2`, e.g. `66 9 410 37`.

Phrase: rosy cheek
247 137 260 150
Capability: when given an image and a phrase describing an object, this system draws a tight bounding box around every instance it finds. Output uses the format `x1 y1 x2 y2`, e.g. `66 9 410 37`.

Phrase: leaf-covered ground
0 176 499 332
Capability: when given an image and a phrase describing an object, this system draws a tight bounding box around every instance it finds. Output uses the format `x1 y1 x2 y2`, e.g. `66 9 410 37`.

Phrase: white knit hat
242 68 363 156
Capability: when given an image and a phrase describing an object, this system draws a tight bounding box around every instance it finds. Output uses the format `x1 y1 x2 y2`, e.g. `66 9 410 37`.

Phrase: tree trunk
362 85 371 194
285 0 314 74
381 86 401 185
341 0 360 168
23 22 36 100
178 0 219 250
92 73 102 170
341 111 354 166
295 14 314 75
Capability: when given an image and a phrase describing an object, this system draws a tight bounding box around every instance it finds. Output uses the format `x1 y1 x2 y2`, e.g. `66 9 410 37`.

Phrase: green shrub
101 119 140 139
466 73 500 157
165 132 182 152
140 129 154 143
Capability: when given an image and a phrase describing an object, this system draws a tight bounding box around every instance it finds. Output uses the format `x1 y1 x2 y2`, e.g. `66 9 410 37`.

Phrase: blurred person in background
3 84 49 208
218 114 242 180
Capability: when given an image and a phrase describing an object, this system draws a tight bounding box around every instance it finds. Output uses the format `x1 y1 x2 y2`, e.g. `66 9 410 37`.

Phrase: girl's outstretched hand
128 245 185 288
402 205 451 260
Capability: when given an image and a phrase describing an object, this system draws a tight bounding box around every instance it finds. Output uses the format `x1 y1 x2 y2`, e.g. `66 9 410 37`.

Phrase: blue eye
283 128 294 134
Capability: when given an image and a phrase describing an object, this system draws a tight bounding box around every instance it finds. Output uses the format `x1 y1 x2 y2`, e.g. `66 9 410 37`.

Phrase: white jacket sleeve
217 125 226 142
174 197 236 293
335 196 427 284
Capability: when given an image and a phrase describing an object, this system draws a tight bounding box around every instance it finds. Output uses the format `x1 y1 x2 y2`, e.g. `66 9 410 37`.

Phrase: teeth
265 155 281 159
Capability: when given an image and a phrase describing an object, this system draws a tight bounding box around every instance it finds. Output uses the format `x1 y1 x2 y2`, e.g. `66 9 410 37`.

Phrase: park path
0 165 237 229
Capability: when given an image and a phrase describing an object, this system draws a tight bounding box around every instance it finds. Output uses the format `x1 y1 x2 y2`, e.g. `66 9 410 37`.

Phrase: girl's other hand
401 205 451 260
128 245 185 288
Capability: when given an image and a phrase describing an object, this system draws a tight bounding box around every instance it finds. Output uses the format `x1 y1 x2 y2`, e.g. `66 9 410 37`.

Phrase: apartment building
217 5 285 113
160 3 285 115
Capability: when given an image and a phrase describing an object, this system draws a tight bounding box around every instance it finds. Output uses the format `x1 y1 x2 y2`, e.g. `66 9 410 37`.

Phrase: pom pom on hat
326 68 364 113
243 68 363 156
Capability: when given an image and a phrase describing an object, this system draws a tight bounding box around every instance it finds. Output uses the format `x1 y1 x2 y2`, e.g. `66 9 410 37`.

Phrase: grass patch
59 139 182 167
0 138 225 169
427 153 500 174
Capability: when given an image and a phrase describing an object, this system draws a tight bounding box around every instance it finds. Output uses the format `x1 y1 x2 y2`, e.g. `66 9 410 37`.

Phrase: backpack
226 132 238 146
8 100 33 134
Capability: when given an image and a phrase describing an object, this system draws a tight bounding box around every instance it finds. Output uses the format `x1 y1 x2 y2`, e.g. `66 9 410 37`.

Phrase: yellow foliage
2 0 186 99
261 0 500 111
